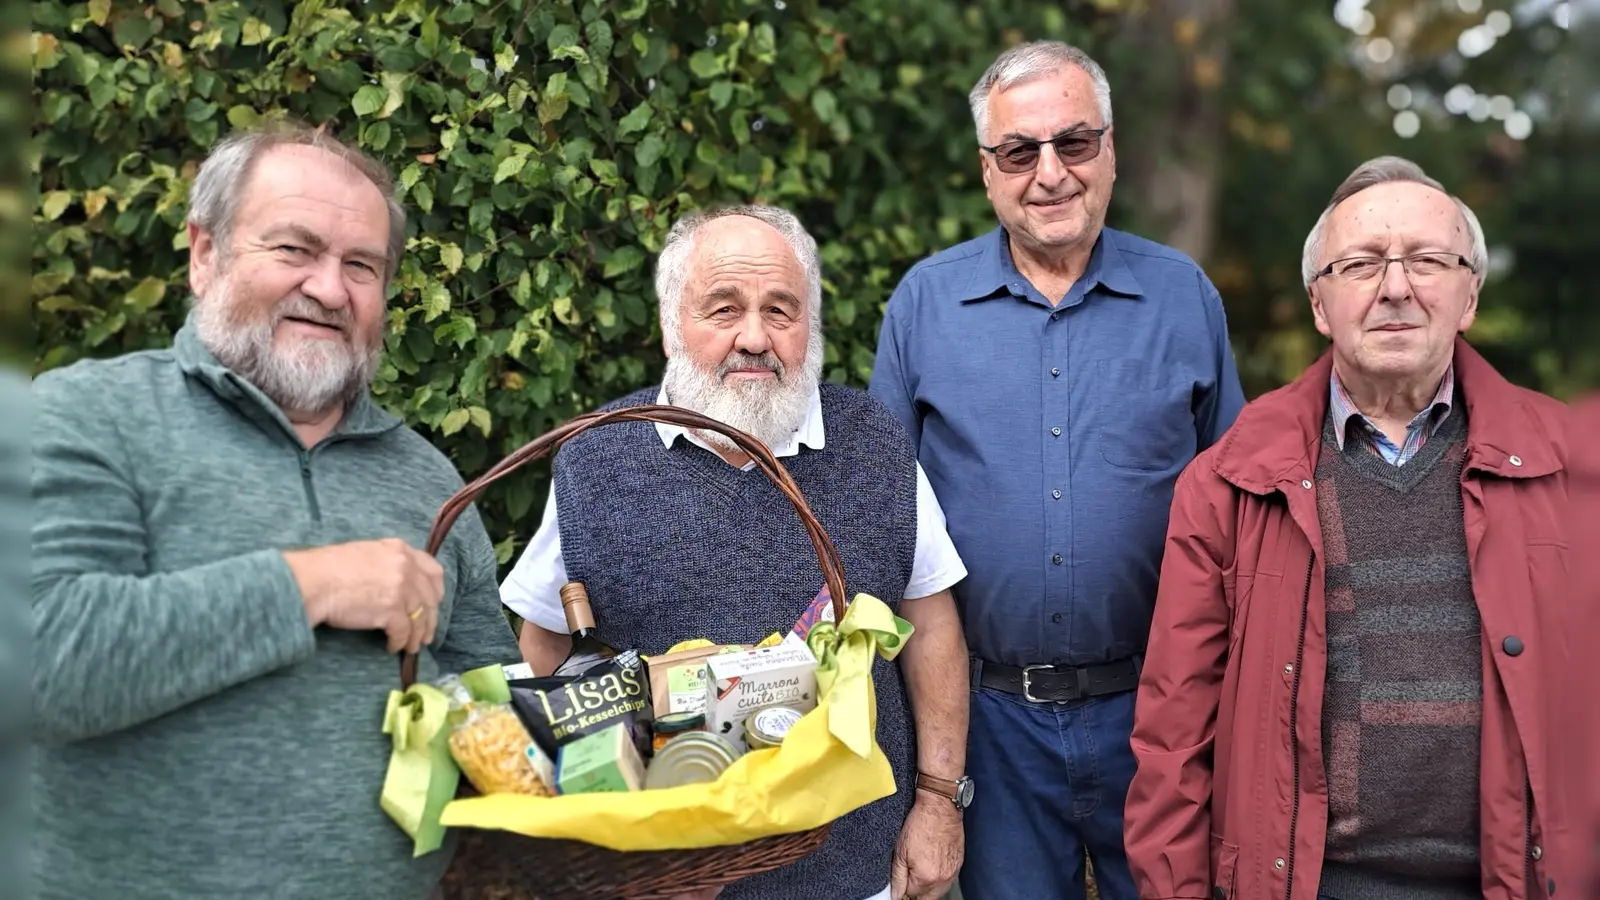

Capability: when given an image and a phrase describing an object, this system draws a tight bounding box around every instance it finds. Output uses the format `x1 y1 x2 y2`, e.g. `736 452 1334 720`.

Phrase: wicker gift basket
400 404 860 900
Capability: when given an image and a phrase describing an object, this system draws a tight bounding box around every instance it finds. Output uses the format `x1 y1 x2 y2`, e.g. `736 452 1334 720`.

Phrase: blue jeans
958 687 1139 900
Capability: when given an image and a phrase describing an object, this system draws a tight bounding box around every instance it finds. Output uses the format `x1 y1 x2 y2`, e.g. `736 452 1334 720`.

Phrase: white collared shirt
500 387 968 634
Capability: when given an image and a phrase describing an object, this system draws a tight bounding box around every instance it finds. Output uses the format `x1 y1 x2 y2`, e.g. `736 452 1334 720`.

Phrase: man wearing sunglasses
868 40 1245 900
1126 157 1582 900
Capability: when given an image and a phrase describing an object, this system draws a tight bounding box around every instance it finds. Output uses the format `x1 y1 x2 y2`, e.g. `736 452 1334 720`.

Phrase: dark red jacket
1563 398 1600 899
1125 339 1583 900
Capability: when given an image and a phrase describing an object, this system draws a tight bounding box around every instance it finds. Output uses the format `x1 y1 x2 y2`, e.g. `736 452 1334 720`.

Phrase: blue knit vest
553 382 919 900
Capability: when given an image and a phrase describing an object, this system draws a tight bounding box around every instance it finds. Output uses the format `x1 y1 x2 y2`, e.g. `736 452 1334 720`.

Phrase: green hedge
32 0 1126 561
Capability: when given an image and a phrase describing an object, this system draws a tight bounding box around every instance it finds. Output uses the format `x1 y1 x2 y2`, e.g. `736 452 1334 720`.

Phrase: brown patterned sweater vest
1314 403 1482 900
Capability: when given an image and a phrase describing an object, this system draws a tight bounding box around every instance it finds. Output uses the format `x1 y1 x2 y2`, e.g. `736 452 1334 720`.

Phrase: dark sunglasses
981 128 1108 174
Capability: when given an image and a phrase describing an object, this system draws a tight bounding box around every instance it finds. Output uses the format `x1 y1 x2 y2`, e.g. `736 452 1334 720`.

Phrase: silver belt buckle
1021 664 1050 703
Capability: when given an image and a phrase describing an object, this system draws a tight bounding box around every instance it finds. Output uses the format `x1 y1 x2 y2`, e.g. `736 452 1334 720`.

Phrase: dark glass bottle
552 582 617 677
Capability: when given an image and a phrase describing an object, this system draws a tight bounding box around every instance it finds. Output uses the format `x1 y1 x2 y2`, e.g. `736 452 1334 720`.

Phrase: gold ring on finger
410 607 423 620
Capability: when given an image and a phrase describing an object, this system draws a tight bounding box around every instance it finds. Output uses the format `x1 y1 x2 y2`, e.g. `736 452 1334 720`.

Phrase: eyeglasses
980 128 1108 174
1312 252 1476 284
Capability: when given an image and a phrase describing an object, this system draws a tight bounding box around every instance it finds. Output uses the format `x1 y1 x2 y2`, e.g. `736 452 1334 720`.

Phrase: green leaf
537 72 570 124
468 406 492 437
441 408 470 436
495 534 517 566
126 276 167 311
689 50 723 80
552 295 579 326
422 282 451 321
710 80 734 110
811 88 838 123
495 43 516 74
33 34 62 70
40 191 71 221
241 17 271 46
603 246 645 278
552 44 590 64
399 163 423 191
585 21 615 59
638 36 668 76
512 271 532 307
434 316 476 348
88 0 110 26
547 24 580 53
469 199 495 234
226 105 260 129
352 85 386 117
635 134 666 168
508 81 531 113
379 72 407 118
590 158 621 184
494 154 526 184
412 181 434 213
112 13 160 49
439 243 463 274
364 120 392 150
617 102 653 136
420 14 441 56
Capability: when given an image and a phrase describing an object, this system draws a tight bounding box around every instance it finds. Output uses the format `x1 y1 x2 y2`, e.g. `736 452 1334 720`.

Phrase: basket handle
400 404 851 688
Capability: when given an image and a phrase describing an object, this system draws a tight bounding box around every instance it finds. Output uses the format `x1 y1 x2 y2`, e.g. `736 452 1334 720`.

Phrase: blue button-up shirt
868 226 1246 667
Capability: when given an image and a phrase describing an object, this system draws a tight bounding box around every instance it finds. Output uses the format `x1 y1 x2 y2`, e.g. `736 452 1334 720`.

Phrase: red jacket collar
1211 337 1564 495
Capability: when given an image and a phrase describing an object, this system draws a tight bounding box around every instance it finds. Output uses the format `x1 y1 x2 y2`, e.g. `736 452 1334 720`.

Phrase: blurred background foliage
30 0 1595 562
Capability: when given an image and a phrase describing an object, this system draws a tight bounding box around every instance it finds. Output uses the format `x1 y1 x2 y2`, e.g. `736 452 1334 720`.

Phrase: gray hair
1301 155 1488 288
187 121 406 283
654 205 823 353
969 41 1114 145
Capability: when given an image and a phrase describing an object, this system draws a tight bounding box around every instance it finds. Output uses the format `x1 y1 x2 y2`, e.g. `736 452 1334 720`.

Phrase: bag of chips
509 649 654 763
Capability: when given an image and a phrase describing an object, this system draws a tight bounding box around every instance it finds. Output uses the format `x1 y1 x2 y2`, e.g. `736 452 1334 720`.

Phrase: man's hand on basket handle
890 792 964 900
285 538 445 654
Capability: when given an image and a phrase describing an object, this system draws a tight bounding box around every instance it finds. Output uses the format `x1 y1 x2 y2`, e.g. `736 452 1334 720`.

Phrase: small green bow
806 593 915 758
378 664 510 856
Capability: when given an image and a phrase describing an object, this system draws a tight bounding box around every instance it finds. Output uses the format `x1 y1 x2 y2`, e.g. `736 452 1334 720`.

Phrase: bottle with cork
552 581 618 677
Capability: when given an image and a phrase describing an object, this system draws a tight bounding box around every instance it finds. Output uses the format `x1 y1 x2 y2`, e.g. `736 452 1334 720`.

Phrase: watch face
956 777 975 808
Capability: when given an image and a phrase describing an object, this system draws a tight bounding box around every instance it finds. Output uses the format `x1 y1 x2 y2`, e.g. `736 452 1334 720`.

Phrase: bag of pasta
449 702 554 797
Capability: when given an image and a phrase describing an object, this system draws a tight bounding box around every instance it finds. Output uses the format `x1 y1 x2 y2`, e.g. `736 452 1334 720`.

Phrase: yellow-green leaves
125 277 167 311
40 191 71 221
421 283 451 321
438 244 463 276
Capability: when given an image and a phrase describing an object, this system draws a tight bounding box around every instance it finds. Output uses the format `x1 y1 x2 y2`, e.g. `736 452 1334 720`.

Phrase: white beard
661 329 824 453
192 275 378 417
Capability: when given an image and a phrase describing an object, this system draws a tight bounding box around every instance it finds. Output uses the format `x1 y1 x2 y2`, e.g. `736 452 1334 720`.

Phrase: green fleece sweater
31 317 520 899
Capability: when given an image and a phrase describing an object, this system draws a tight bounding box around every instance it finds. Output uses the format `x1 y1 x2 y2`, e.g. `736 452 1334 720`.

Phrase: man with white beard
501 206 974 900
31 123 519 900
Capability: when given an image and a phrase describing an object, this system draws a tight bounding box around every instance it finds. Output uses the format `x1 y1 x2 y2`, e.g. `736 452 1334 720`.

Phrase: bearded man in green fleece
31 123 518 900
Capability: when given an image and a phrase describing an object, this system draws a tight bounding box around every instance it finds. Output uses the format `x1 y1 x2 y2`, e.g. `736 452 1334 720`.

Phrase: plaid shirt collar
1329 363 1456 462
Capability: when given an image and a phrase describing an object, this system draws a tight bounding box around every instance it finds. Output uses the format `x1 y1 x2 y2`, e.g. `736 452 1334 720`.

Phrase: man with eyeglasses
868 40 1245 900
1126 156 1581 900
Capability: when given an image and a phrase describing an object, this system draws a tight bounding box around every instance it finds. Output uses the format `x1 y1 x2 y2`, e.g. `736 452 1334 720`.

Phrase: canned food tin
644 731 743 789
744 704 804 751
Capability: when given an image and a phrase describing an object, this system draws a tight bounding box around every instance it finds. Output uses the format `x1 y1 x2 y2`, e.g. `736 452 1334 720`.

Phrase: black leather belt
971 657 1142 703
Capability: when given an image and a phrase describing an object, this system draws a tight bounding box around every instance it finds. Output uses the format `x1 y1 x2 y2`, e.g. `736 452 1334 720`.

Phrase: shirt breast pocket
1092 359 1197 474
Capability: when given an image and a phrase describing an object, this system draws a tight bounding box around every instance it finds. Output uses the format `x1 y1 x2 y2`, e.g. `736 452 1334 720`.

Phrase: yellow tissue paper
436 593 914 851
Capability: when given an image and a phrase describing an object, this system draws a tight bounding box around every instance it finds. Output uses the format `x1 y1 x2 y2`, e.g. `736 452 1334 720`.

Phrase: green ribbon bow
379 664 511 856
806 593 915 758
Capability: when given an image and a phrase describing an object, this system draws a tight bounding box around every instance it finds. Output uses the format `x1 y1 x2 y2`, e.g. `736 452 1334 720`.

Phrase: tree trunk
1112 0 1237 265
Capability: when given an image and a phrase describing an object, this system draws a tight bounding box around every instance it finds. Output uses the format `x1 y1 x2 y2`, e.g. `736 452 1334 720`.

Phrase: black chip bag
508 649 655 762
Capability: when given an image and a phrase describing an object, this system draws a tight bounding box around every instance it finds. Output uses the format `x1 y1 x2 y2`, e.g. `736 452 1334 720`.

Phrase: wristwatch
915 771 975 813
